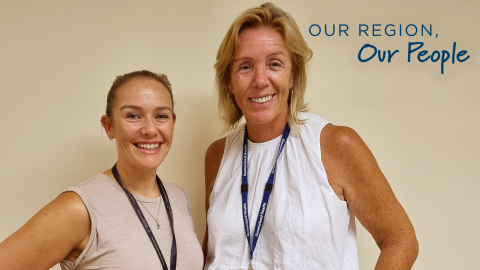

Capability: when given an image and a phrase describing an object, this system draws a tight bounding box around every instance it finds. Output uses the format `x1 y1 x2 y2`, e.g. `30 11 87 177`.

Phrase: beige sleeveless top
61 174 203 270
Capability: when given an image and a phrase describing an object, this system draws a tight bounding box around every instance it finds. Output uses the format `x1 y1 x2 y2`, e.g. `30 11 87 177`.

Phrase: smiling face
229 26 294 128
102 77 176 172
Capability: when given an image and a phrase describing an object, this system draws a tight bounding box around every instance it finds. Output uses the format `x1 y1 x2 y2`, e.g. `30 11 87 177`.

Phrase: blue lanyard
241 123 290 260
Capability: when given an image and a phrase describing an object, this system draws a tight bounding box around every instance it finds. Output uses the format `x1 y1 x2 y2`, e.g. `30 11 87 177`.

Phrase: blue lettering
359 24 369 36
422 24 432 36
431 51 440 62
309 24 321 36
457 50 470 62
417 50 430 62
339 24 349 36
452 42 456 64
387 50 399 62
325 24 335 36
358 44 377 62
378 50 386 62
441 50 450 74
408 42 424 62
409 42 469 73
385 24 395 36
406 24 418 36
359 44 398 63
373 24 381 36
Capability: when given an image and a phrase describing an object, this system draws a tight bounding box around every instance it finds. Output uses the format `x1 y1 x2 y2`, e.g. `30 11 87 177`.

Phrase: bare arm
0 192 91 270
202 137 226 258
321 124 419 270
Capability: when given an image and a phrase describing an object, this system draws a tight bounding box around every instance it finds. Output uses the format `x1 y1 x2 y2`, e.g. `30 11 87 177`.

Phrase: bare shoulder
203 137 226 255
55 191 91 215
321 123 402 228
205 137 227 160
205 137 227 185
0 191 91 269
320 124 373 199
321 124 366 155
44 192 91 230
205 137 226 204
321 124 376 174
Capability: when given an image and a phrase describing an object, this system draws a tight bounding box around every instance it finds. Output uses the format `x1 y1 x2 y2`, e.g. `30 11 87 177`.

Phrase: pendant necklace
124 185 162 229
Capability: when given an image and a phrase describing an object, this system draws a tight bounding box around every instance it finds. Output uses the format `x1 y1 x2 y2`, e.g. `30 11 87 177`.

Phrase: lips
250 94 274 104
134 143 160 150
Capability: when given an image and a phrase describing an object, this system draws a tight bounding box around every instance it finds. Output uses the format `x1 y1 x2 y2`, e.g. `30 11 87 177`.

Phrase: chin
245 111 279 125
135 158 164 171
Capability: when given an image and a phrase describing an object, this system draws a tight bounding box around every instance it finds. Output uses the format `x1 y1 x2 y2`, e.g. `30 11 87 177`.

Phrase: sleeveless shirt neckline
246 129 283 151
100 174 162 204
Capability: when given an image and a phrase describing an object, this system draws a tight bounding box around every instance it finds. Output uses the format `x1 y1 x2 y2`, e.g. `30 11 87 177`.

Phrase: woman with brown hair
0 70 203 270
203 3 418 270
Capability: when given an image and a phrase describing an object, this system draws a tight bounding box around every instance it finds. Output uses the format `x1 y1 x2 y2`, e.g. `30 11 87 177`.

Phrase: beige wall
0 0 478 269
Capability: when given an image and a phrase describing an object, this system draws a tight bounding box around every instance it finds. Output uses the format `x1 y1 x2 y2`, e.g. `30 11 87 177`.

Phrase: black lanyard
112 164 177 270
241 123 290 261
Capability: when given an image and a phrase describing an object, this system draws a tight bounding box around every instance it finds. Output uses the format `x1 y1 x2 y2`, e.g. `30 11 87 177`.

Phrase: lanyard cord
241 123 291 260
112 163 177 270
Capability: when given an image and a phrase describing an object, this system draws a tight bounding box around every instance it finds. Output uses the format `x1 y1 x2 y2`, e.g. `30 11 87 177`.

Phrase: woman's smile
134 141 162 154
249 94 275 104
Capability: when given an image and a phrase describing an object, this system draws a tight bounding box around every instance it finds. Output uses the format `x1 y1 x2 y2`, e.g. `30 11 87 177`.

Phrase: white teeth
137 143 160 149
251 95 273 104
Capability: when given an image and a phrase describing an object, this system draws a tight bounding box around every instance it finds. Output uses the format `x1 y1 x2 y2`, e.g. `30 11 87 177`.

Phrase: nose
253 65 268 89
141 117 158 137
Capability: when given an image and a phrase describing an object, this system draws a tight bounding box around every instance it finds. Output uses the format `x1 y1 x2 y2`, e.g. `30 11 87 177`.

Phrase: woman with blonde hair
203 3 418 269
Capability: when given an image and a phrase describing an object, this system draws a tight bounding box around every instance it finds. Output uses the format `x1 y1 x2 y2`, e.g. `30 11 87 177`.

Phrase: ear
101 115 114 139
172 113 177 125
227 83 233 94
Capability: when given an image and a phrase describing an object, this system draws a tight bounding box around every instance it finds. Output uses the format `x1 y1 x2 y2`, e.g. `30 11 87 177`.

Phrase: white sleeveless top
205 113 359 270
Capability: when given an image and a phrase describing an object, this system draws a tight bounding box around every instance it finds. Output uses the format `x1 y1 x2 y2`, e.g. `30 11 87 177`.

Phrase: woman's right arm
202 137 226 257
0 191 91 270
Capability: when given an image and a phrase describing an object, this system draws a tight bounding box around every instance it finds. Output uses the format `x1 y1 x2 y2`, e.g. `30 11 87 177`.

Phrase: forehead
115 77 172 108
236 26 288 56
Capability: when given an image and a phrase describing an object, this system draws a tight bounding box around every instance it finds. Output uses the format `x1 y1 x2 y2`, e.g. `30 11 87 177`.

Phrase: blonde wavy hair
215 2 313 133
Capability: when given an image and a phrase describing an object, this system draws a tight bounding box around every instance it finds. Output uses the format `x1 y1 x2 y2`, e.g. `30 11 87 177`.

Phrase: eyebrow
234 51 287 64
120 105 172 112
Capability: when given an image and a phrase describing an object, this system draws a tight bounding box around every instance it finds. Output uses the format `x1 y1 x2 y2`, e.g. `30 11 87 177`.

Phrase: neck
246 109 288 143
106 159 159 198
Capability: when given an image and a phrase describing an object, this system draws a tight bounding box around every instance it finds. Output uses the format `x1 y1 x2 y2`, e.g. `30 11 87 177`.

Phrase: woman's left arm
321 124 419 270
